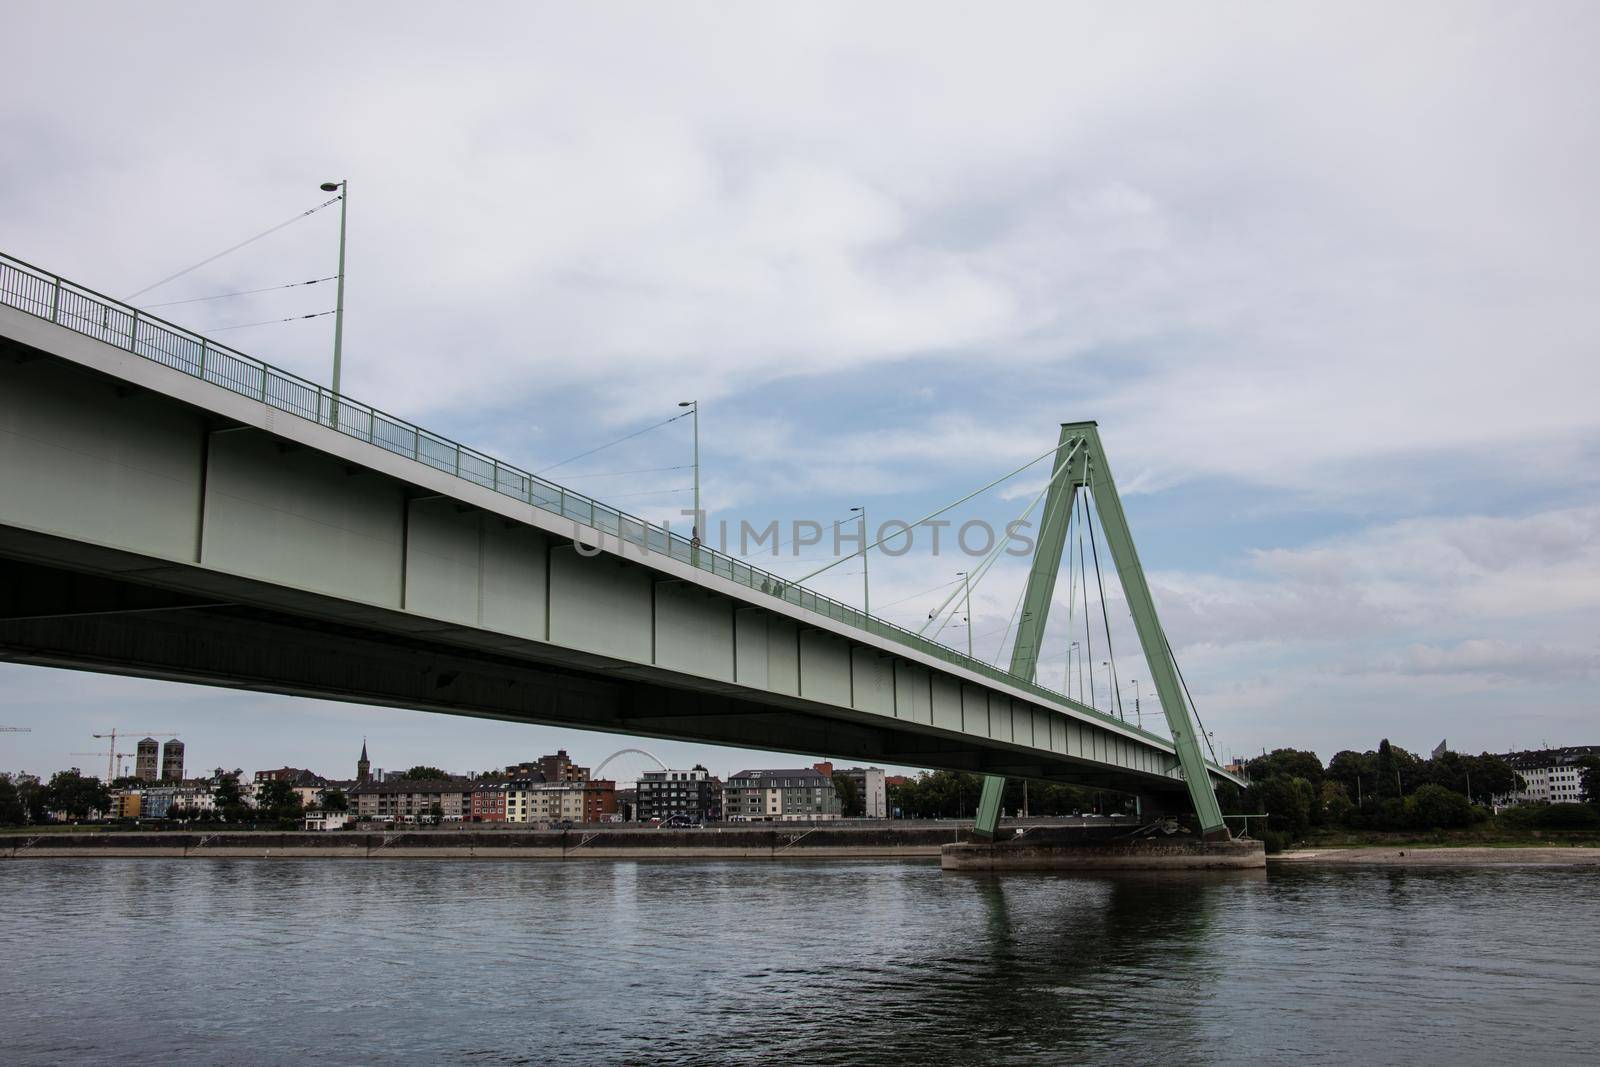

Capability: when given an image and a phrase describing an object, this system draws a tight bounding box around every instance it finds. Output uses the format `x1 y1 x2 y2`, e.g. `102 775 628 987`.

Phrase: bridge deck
0 251 1241 797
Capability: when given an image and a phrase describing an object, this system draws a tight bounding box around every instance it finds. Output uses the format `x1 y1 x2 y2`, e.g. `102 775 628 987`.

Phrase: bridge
0 250 1242 838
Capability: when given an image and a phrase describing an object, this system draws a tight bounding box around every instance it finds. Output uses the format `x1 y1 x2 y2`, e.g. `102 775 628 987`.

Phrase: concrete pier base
940 832 1266 871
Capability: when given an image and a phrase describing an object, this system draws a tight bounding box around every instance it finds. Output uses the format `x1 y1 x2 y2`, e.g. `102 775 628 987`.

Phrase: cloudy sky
2 1 1596 783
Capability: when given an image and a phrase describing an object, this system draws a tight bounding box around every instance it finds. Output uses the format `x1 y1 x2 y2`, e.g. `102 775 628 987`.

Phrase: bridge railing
0 250 1187 754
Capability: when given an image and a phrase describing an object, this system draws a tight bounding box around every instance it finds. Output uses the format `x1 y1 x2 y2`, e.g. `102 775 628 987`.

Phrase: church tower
357 739 370 784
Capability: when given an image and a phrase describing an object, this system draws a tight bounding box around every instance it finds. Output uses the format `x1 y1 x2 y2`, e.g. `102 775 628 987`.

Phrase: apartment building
723 768 841 822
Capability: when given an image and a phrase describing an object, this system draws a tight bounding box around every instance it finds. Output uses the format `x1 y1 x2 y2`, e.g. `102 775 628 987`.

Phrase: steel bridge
0 250 1241 837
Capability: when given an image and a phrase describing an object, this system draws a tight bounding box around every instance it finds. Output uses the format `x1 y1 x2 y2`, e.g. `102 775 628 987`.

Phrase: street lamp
318 180 348 417
957 571 972 658
1068 641 1081 702
850 506 869 617
677 401 699 543
1103 660 1120 721
1132 678 1141 729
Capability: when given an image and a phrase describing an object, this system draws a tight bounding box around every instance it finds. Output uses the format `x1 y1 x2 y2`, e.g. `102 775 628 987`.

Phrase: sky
2 1 1596 783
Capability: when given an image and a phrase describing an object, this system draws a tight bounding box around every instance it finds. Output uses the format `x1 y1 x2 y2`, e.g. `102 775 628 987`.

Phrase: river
1 859 1593 1064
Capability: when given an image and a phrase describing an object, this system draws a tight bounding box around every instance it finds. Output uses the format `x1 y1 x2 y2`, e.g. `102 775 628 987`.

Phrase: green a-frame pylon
971 422 1229 840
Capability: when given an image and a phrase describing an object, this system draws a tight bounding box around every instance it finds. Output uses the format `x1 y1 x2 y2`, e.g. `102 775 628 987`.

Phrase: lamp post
318 180 348 418
1132 678 1141 729
957 571 972 658
1103 660 1119 720
677 401 699 543
850 506 869 617
1068 640 1081 702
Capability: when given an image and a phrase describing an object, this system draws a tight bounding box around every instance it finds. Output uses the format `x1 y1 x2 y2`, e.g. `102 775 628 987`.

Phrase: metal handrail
0 248 1195 757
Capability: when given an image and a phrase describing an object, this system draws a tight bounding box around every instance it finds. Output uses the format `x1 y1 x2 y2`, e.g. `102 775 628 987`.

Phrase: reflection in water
0 860 1591 1064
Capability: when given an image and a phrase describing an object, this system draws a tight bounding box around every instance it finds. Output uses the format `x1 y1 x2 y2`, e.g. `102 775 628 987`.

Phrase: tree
256 779 303 825
833 774 863 817
393 766 452 781
321 788 348 812
1246 749 1324 786
426 803 445 826
890 770 983 818
1373 740 1424 799
1250 775 1316 839
43 769 111 820
212 771 249 824
1327 750 1376 806
1405 784 1477 830
0 774 26 826
1577 756 1600 805
1320 780 1354 825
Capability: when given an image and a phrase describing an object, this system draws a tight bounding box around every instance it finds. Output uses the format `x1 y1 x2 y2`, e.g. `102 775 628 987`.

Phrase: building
834 766 888 818
723 768 841 822
636 765 722 824
1493 747 1599 809
135 737 160 781
160 739 185 782
470 781 508 822
538 749 589 783
357 740 371 784
582 779 618 822
141 787 177 819
303 811 349 831
172 779 218 815
348 779 474 822
109 790 141 819
254 767 319 785
506 780 584 824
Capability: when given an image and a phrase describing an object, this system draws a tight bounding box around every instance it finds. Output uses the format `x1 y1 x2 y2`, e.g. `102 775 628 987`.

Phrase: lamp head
320 181 341 192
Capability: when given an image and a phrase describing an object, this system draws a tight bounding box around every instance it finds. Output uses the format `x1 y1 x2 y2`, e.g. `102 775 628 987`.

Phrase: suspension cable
1078 484 1096 711
786 440 1068 587
1164 633 1222 765
126 195 343 300
1085 481 1126 722
916 440 1082 641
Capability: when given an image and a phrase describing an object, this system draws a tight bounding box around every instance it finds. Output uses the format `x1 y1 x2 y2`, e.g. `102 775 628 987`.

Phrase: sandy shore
1271 845 1600 866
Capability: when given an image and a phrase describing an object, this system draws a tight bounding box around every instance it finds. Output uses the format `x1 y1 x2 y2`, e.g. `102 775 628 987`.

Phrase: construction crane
71 751 129 782
89 730 178 784
0 726 34 732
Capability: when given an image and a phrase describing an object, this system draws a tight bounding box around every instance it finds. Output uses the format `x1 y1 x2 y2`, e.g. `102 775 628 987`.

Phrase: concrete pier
940 831 1266 871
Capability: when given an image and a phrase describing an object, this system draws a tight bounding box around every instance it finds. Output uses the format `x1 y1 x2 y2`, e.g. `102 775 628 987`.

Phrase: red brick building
582 779 617 822
470 781 508 822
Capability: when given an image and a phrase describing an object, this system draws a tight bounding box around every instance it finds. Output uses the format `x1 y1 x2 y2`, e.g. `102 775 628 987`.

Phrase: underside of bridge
0 547 1187 807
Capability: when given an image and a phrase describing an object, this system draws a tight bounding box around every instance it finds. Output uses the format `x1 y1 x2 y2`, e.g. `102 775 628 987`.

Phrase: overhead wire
138 276 337 309
536 409 692 475
211 309 336 332
126 194 343 301
555 464 692 480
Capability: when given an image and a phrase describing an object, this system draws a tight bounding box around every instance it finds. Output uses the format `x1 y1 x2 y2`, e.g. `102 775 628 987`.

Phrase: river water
1 859 1593 1064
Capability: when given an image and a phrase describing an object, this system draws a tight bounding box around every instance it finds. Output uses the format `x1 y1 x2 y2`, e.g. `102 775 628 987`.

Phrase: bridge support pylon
970 422 1229 841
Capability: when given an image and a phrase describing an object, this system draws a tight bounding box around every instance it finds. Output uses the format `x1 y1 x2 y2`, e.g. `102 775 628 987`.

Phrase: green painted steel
1070 422 1228 837
973 425 1083 838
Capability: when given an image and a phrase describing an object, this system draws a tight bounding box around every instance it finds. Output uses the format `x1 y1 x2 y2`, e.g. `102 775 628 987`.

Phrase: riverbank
0 826 985 860
1272 844 1600 866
